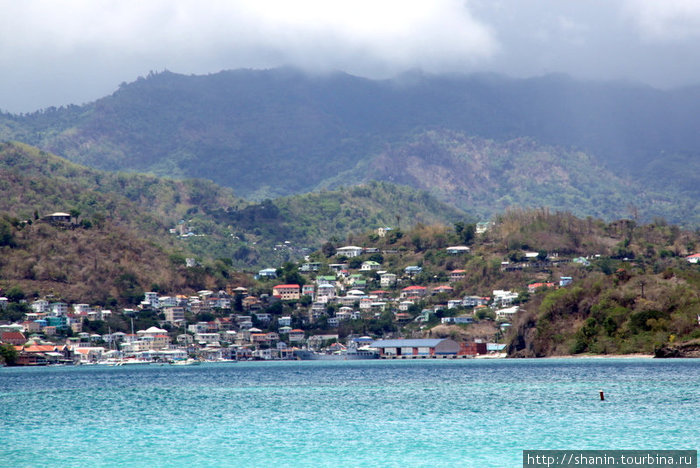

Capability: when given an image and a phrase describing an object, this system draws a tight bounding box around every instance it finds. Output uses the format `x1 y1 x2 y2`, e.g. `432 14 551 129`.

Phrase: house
379 273 397 287
450 270 466 282
404 265 423 276
253 312 271 323
242 296 262 312
495 306 520 319
300 262 321 272
527 282 556 294
360 260 381 271
301 285 315 299
278 316 292 327
463 296 489 307
272 284 301 300
432 285 454 295
476 221 493 234
400 285 427 298
257 268 278 279
316 275 337 286
288 329 305 343
441 316 473 325
0 331 26 346
376 227 392 238
31 300 49 314
43 212 72 224
370 290 390 299
559 276 573 287
685 253 700 264
336 246 364 258
316 284 336 301
493 290 518 308
329 263 349 273
370 338 460 357
163 307 185 325
446 246 470 255
50 302 68 316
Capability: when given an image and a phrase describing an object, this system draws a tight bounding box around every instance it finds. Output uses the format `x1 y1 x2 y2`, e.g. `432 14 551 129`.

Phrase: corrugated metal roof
371 339 450 348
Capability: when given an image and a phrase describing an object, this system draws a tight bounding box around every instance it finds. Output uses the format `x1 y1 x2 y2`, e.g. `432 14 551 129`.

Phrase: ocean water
1 359 698 467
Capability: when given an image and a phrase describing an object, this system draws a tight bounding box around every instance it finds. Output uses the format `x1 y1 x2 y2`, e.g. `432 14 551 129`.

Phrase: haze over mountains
1 68 699 225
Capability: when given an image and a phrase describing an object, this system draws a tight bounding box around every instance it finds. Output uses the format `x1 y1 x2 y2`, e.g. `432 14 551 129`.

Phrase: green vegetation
2 69 700 226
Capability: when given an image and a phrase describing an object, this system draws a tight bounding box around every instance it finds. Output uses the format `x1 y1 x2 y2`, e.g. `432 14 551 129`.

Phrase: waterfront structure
370 338 460 357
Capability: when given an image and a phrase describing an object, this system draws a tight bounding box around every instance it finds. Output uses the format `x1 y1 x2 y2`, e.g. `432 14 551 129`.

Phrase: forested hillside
2 69 699 225
0 142 465 271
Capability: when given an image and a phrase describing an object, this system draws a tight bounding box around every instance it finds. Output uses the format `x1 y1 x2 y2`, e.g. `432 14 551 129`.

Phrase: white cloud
0 0 498 74
625 0 700 41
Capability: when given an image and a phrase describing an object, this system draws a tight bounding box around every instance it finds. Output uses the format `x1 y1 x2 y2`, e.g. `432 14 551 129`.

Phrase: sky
2 0 700 113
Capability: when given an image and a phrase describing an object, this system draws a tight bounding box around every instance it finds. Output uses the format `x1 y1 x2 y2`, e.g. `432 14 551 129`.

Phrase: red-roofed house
400 286 427 298
0 331 26 346
527 282 556 294
686 253 700 264
272 284 301 300
432 285 454 295
450 270 466 282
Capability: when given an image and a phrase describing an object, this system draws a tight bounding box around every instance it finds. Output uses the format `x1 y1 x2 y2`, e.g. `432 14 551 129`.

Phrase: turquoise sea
1 359 698 467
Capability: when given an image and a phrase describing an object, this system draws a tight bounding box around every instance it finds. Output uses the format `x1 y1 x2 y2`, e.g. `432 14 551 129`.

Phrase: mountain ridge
2 68 700 224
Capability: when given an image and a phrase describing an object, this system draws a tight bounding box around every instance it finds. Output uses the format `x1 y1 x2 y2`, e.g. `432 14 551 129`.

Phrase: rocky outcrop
654 339 700 358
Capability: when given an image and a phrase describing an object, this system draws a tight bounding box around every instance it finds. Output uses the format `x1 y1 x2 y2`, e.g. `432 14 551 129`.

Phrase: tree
0 219 15 247
0 343 18 366
454 222 476 245
321 242 335 258
234 294 243 312
5 286 25 303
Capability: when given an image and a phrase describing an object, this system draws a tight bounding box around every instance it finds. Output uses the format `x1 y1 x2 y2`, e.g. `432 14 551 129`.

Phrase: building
272 284 301 300
450 270 466 282
404 265 423 276
400 285 427 298
0 331 26 345
446 246 471 255
288 329 305 343
257 268 278 279
336 246 364 258
379 273 397 287
527 282 556 294
360 261 381 271
163 307 185 325
370 339 460 357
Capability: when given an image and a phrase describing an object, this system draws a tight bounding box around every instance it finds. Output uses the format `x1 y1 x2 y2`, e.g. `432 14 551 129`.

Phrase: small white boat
170 358 201 366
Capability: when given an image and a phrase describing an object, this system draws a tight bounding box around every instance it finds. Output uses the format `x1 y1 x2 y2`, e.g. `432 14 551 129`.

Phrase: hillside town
3 217 700 366
0 233 590 365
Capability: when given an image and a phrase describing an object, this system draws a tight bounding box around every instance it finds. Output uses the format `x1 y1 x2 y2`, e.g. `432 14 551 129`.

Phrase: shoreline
543 353 654 359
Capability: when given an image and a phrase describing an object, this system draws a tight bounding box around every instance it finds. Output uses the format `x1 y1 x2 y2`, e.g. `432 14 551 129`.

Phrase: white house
336 246 364 258
380 273 397 287
359 261 379 272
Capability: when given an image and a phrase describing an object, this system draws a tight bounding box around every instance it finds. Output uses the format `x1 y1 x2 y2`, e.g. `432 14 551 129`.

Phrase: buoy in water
599 390 605 401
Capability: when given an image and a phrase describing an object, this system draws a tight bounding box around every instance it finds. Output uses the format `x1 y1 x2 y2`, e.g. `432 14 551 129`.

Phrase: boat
294 343 379 361
169 358 201 366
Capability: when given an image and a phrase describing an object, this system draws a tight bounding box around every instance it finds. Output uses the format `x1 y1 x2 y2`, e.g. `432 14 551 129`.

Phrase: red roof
273 284 300 289
402 285 427 291
451 270 466 274
1 331 26 341
290 329 304 333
